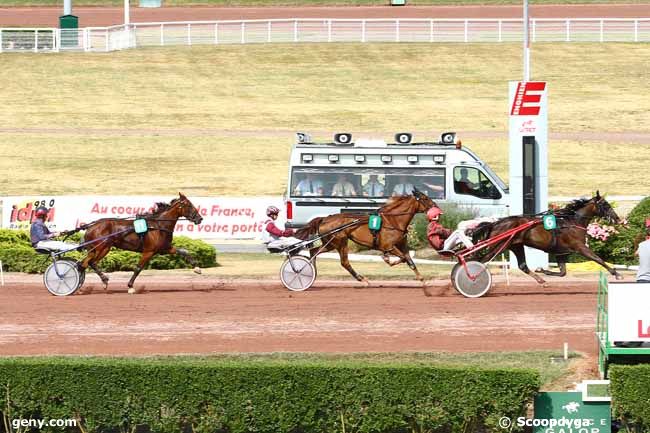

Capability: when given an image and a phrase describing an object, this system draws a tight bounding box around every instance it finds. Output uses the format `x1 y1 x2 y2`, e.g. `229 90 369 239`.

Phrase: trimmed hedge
610 364 650 432
0 229 217 273
0 358 540 433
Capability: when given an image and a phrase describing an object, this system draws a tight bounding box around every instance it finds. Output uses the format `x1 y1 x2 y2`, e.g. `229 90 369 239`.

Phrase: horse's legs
573 244 623 280
536 254 568 277
166 246 201 274
388 246 424 284
510 244 547 285
128 251 155 290
81 244 111 290
336 240 368 284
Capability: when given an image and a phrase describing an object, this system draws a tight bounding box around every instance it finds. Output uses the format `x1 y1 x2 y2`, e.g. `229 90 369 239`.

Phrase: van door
450 166 505 216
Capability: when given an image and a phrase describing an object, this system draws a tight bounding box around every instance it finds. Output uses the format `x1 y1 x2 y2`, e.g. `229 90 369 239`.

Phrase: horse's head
593 191 620 225
174 192 203 225
412 187 436 213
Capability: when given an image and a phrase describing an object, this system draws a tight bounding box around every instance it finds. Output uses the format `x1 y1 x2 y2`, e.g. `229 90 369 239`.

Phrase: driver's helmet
266 206 280 217
34 206 49 219
426 206 443 221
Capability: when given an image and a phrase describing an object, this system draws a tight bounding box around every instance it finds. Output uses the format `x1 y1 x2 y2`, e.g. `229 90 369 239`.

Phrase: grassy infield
2 17 647 384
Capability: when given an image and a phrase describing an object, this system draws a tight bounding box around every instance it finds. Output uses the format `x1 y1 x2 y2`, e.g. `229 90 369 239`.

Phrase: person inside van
421 178 445 199
392 175 414 196
363 174 384 197
454 168 478 195
331 174 357 197
294 173 324 196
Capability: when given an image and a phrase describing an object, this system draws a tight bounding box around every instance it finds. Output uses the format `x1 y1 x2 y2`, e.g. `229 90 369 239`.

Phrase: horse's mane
559 198 592 215
137 200 175 218
379 195 412 212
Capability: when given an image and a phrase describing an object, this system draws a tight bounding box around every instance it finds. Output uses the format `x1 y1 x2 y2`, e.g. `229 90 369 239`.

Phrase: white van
284 132 509 228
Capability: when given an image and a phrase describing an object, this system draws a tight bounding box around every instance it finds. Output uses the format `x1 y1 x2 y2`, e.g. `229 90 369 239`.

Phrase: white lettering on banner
1 196 284 241
608 282 650 343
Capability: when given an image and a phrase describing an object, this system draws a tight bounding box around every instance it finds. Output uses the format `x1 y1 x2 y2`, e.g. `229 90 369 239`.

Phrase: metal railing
2 18 649 53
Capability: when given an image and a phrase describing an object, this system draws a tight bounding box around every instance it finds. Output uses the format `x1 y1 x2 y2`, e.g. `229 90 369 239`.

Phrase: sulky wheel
43 259 81 296
451 260 492 298
280 256 316 291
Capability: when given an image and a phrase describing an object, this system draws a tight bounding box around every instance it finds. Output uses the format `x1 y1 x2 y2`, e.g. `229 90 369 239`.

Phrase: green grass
0 0 645 6
1 43 649 196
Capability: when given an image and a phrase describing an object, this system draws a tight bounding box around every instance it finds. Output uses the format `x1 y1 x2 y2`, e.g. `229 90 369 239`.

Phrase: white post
241 22 245 44
429 19 434 42
464 19 468 42
498 19 502 42
84 28 90 51
214 22 218 45
523 0 530 81
267 21 271 43
361 19 366 43
327 19 332 42
0 260 4 287
0 30 3 53
634 19 638 42
532 18 537 42
124 0 130 25
563 342 569 360
566 19 570 42
396 19 400 42
188 23 192 45
600 19 604 42
34 29 38 53
105 28 109 52
160 23 164 46
293 20 298 42
63 0 71 15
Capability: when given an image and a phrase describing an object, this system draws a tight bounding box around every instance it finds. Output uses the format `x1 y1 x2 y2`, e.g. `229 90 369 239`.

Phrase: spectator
363 174 385 197
392 175 414 196
294 173 324 196
331 174 357 197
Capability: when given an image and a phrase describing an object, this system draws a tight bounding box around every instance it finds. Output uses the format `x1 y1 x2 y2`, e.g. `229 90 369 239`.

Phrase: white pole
563 342 569 360
0 260 4 287
523 0 530 81
64 0 71 15
124 0 130 25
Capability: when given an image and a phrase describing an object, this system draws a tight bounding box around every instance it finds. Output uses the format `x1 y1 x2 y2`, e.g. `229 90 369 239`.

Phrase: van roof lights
296 132 312 144
394 133 412 144
334 133 353 145
440 132 461 148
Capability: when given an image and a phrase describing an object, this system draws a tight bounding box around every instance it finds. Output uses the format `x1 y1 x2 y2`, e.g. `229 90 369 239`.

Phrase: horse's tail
294 217 324 240
468 221 495 244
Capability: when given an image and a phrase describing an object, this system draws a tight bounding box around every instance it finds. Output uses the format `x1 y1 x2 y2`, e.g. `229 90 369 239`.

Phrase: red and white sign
510 81 547 116
1 196 284 241
608 282 650 343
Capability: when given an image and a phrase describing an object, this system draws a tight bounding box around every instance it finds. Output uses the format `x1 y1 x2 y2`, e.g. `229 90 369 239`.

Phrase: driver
30 206 79 251
263 206 302 250
426 206 474 254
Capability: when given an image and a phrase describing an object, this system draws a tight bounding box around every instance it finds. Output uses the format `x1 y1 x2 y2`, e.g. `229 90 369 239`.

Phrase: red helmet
34 206 49 218
427 206 443 221
266 206 280 217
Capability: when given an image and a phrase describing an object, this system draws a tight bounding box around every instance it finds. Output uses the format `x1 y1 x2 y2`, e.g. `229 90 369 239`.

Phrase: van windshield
290 167 446 199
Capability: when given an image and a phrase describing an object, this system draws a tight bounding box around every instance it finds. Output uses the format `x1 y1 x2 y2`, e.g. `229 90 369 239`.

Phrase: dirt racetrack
0 272 601 356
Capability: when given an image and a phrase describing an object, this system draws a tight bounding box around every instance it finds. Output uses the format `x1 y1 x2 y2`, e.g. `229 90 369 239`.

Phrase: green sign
543 214 557 230
533 392 610 433
368 214 382 231
133 219 148 234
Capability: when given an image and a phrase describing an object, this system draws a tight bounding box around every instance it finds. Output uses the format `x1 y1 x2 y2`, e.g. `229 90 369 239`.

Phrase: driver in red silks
427 206 475 253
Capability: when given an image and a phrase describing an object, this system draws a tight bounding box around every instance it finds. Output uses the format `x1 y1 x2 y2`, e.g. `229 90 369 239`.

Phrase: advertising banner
0 196 284 241
609 282 650 343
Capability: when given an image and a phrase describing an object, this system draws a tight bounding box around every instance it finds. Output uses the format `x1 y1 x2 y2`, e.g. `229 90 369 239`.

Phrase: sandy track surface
0 272 599 356
1 4 649 27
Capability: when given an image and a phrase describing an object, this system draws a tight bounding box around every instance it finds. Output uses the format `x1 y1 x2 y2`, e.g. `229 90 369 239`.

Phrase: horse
294 188 435 286
78 193 203 292
468 191 622 285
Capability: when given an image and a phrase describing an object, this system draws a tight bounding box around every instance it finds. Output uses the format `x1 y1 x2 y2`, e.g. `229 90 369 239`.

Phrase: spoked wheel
280 256 316 291
43 259 81 296
451 260 492 298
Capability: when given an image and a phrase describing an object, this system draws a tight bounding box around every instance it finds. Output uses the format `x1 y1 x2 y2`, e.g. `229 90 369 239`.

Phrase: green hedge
0 229 217 273
610 364 650 432
0 358 540 433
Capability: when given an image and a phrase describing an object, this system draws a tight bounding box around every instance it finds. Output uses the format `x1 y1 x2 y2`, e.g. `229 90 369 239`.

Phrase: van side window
453 167 501 200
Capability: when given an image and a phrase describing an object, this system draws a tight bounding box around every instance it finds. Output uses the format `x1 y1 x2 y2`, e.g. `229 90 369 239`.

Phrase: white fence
1 18 649 53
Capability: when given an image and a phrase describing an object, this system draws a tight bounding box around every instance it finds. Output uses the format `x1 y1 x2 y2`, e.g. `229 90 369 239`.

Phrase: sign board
533 392 610 433
0 196 284 241
543 214 557 230
608 282 650 343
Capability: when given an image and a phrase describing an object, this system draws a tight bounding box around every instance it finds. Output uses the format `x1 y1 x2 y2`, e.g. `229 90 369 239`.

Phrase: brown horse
79 193 203 291
294 189 435 286
469 191 622 285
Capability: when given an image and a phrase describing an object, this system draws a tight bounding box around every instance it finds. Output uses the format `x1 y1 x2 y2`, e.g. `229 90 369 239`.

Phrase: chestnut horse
294 189 435 285
469 191 622 284
79 193 203 291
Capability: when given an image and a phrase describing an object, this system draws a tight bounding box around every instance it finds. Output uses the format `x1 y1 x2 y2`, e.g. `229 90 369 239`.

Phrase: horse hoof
422 286 433 297
127 288 136 294
535 267 544 273
193 267 202 275
615 274 624 280
360 278 370 287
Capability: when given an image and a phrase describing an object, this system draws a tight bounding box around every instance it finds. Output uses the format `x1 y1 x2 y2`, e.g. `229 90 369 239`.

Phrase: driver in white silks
426 206 495 254
30 206 79 252
262 206 303 251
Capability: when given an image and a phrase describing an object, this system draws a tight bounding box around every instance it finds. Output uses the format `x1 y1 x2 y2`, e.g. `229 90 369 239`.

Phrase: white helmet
266 206 280 217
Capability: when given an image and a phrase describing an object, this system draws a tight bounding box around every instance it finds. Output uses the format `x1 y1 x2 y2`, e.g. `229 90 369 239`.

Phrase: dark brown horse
469 191 622 284
294 189 435 286
79 193 203 292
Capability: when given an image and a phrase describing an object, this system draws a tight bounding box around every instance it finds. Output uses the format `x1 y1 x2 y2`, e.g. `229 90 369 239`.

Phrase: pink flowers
587 223 618 241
